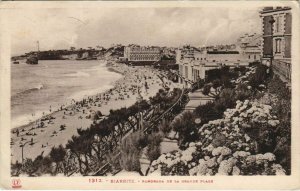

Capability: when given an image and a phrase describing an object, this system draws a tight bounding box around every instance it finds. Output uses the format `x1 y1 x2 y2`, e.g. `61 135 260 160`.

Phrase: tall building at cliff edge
260 7 292 83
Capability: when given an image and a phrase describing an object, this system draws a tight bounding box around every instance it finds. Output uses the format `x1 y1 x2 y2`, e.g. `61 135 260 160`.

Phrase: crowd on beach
11 63 179 163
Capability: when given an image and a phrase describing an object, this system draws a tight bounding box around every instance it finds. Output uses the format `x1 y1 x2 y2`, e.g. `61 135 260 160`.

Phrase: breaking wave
13 84 44 98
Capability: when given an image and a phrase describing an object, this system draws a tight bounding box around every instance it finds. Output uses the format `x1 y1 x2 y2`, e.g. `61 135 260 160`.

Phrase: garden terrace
149 63 291 175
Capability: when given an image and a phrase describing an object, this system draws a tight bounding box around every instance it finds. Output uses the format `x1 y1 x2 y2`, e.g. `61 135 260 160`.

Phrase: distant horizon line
12 41 252 57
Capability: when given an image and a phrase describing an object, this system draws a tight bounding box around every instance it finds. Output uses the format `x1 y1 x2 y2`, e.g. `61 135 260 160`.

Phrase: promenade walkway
184 89 214 111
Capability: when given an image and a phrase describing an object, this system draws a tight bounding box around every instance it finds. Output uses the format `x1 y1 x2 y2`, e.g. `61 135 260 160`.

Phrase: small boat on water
12 59 19 64
26 41 39 65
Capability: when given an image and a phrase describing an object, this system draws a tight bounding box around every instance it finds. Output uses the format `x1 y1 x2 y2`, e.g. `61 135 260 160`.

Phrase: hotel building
121 45 161 62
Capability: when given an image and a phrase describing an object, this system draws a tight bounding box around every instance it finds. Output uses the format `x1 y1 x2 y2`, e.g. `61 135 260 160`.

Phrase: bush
235 83 253 101
11 161 22 176
249 61 261 67
192 79 205 92
234 66 247 75
22 159 39 176
193 102 220 125
249 64 269 88
171 112 198 149
213 88 237 113
146 132 163 162
34 156 53 176
211 132 227 147
119 130 147 174
158 119 172 136
212 79 221 89
119 148 141 173
268 75 291 100
202 84 211 96
220 75 233 88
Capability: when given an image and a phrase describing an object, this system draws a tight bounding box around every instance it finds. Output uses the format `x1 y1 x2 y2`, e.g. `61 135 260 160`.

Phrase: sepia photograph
0 1 299 190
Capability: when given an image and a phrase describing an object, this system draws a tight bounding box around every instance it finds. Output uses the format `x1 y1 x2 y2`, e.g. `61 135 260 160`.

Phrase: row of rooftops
178 31 262 55
179 45 240 54
260 6 292 14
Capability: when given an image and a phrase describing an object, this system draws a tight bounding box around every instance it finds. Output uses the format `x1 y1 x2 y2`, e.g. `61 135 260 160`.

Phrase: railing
93 72 198 176
143 84 193 133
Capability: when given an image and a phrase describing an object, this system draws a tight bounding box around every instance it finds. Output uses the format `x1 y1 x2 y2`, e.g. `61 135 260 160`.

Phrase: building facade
260 7 292 83
121 45 161 62
238 33 262 62
176 45 249 86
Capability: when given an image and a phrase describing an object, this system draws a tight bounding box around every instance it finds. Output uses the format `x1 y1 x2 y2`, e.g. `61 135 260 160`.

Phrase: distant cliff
12 46 125 61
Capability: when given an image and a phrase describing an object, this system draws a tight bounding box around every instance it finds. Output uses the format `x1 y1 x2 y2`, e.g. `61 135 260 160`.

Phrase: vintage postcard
0 1 300 190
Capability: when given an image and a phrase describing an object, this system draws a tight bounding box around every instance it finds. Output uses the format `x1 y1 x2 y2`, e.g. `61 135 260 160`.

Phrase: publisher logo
12 179 22 189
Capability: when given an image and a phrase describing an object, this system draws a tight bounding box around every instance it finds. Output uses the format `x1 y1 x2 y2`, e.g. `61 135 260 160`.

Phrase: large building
121 45 161 62
176 45 249 86
238 33 262 62
260 7 292 83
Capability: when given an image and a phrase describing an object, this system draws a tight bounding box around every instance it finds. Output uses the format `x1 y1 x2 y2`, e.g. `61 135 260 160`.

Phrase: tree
171 111 198 148
66 135 92 175
202 84 211 96
49 145 66 174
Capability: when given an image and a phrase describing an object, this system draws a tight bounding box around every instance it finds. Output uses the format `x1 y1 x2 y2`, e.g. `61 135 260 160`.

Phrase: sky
7 7 262 55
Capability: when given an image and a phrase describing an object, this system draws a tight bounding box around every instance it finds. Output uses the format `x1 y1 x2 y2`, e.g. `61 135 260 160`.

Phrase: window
275 16 280 33
254 55 256 60
275 39 281 53
185 66 188 78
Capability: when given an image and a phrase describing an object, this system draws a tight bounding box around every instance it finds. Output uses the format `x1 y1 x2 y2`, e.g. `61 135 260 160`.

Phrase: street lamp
268 17 275 71
136 88 143 130
20 140 32 164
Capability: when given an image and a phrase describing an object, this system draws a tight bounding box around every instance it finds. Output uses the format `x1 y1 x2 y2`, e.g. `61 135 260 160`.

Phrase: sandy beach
10 62 181 163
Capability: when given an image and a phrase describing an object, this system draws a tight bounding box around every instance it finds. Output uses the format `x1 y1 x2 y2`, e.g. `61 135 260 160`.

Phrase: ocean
11 60 122 128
